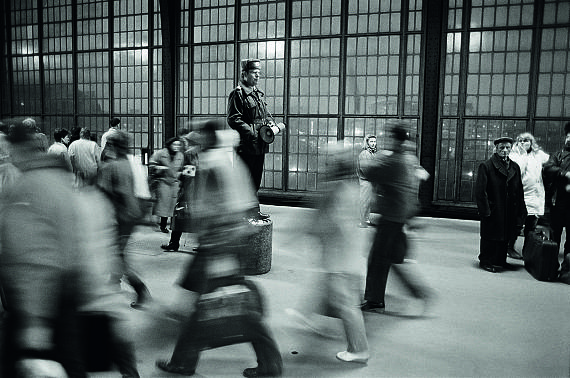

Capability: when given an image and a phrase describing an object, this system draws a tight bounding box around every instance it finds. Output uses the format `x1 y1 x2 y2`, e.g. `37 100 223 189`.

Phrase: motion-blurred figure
149 137 185 233
68 127 101 188
508 132 549 259
156 119 283 378
287 143 369 363
98 130 151 309
0 119 140 377
360 125 433 313
357 134 377 227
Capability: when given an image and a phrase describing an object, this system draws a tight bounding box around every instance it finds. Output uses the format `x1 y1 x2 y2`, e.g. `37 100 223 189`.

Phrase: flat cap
493 136 514 145
241 59 261 71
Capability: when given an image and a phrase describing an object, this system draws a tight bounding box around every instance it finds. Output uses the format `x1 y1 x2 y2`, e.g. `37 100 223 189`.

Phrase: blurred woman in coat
149 137 185 233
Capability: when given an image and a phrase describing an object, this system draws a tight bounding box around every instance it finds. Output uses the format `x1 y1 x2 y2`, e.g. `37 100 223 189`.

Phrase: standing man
357 135 377 227
543 122 570 282
101 117 121 154
475 137 527 273
360 125 432 313
227 59 275 220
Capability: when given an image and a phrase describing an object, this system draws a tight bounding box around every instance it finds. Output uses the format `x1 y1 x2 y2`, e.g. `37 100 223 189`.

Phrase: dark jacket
227 83 270 155
543 147 570 209
475 154 527 241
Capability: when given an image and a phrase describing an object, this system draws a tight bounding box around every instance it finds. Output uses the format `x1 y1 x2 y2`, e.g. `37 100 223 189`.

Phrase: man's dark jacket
475 154 527 241
543 148 570 209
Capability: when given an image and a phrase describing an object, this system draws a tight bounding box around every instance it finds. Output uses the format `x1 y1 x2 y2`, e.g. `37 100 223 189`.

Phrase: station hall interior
0 0 569 216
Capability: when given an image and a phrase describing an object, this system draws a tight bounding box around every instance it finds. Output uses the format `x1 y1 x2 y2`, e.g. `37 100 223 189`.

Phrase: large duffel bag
522 230 559 281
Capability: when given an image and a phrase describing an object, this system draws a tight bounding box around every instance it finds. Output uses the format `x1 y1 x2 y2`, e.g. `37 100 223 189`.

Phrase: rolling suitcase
522 229 559 281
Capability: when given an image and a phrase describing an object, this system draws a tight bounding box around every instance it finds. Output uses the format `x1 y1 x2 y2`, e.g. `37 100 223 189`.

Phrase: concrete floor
65 205 570 377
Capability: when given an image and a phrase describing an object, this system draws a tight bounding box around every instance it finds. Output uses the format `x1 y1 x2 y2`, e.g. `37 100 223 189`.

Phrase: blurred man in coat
475 137 527 273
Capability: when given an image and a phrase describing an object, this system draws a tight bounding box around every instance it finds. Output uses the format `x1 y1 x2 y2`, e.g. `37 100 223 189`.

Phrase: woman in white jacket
508 132 549 259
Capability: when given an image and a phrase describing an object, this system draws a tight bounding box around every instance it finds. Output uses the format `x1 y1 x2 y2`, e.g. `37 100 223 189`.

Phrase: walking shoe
156 360 195 375
479 262 501 273
507 248 523 260
336 351 369 364
243 367 281 377
160 227 169 233
161 243 179 252
360 301 385 313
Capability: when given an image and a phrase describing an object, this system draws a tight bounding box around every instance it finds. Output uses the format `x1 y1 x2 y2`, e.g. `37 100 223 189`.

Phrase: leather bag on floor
522 230 559 282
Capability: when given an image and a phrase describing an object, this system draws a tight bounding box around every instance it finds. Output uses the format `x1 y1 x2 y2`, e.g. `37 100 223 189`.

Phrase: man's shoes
156 360 195 375
160 227 169 233
360 301 385 313
479 262 501 273
336 351 369 364
507 248 523 260
161 243 179 252
243 367 281 377
500 262 518 271
255 211 270 220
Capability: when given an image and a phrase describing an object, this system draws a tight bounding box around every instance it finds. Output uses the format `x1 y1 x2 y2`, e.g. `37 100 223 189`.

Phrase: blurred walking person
47 128 72 171
360 124 433 313
0 119 140 377
156 119 283 378
68 127 101 188
98 130 151 309
149 137 185 233
357 135 377 227
287 143 369 363
508 132 549 259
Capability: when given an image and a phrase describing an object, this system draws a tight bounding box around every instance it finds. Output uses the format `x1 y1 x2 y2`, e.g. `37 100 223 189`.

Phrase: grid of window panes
153 0 162 46
77 0 109 51
405 34 421 115
287 117 338 191
12 56 41 115
437 119 458 201
466 29 532 117
42 0 72 53
153 49 162 114
120 116 150 156
194 1 235 43
241 1 285 40
348 0 401 34
443 32 461 116
262 116 285 190
470 0 534 28
292 0 340 37
153 116 163 152
408 0 422 31
193 44 235 115
345 36 399 115
536 28 570 118
534 120 568 154
544 0 570 24
10 1 39 55
181 0 191 44
113 0 149 48
462 119 526 201
43 54 74 115
178 46 190 115
77 52 110 114
240 41 286 114
113 49 150 114
448 0 463 30
290 38 339 114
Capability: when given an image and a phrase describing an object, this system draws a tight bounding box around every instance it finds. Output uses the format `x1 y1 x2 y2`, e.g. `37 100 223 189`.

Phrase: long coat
510 149 549 216
475 154 527 241
149 148 184 217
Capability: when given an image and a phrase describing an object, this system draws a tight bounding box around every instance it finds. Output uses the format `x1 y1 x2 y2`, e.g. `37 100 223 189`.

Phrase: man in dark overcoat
475 136 527 273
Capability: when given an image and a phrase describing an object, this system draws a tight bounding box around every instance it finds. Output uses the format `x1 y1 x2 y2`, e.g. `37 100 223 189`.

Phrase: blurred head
194 119 223 150
241 59 262 87
54 128 70 144
3 118 43 159
165 137 183 154
105 129 129 158
79 128 91 140
564 122 570 148
324 142 355 182
516 132 538 153
386 124 410 151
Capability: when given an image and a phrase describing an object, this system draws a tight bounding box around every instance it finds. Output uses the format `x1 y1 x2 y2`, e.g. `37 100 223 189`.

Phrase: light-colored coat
510 149 549 216
149 148 184 217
